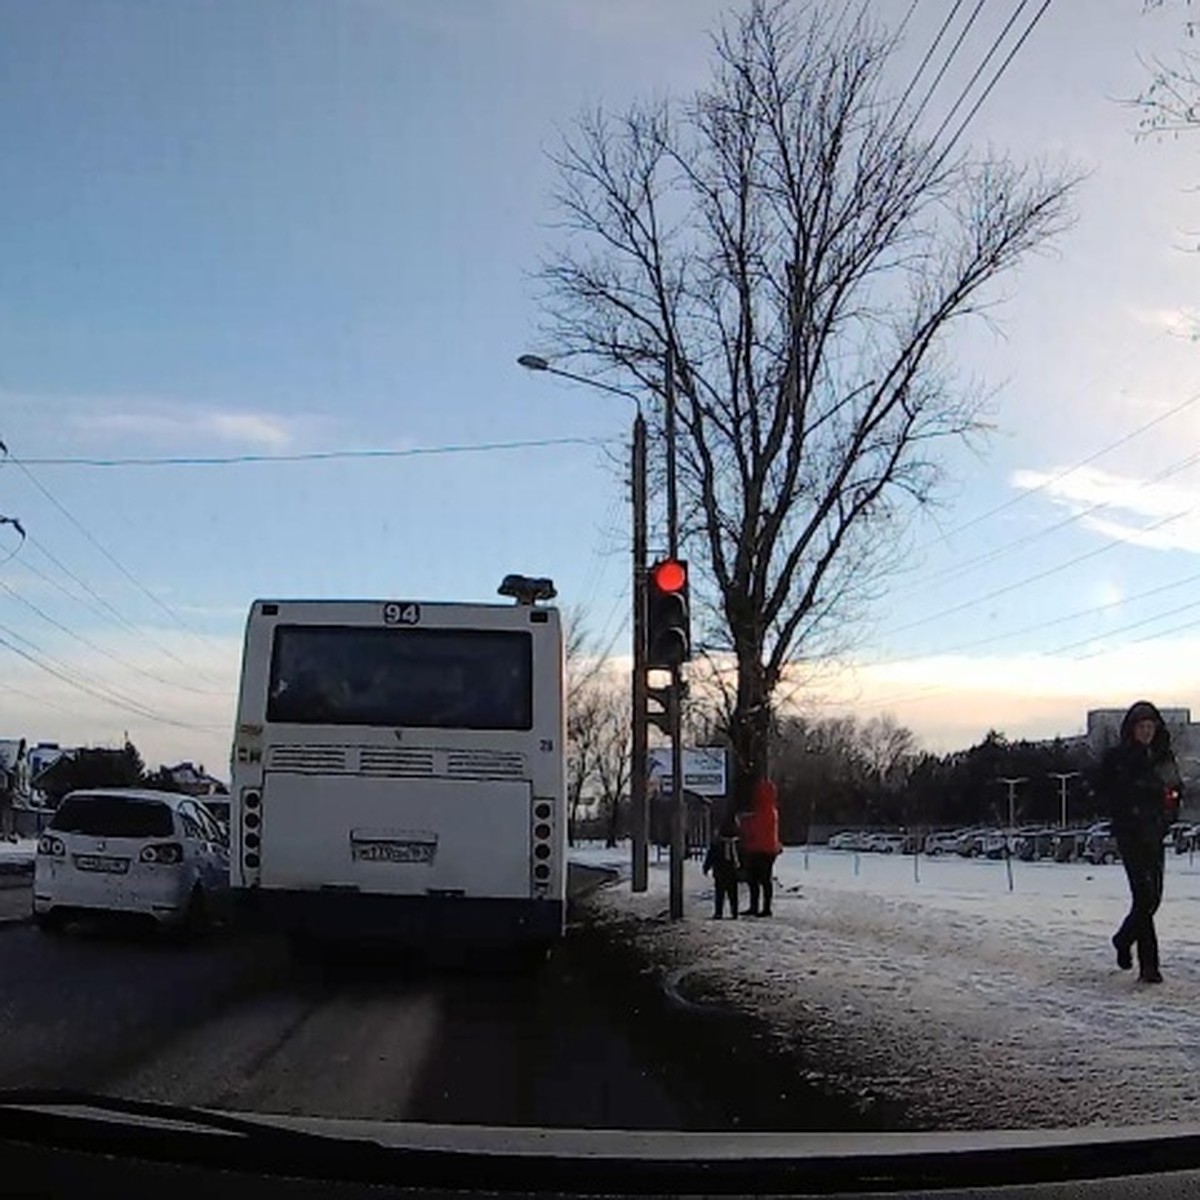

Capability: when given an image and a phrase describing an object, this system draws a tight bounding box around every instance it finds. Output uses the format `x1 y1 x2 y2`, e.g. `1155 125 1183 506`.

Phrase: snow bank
0 838 36 864
573 843 1200 1131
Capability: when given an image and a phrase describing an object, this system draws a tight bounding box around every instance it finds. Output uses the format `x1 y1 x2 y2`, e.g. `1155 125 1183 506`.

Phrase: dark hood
1119 700 1172 754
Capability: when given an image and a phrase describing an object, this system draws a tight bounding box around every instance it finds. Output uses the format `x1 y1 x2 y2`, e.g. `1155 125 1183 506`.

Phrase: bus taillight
531 797 556 895
241 789 263 880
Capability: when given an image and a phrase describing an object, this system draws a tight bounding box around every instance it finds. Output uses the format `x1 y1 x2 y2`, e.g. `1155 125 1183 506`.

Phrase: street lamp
518 350 688 918
1048 771 1080 830
517 355 645 414
517 353 652 897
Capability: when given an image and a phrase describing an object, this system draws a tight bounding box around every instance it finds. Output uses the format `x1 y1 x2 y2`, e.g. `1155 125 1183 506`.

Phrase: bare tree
592 687 633 847
1132 1 1200 138
565 606 608 845
538 0 1077 801
857 714 917 791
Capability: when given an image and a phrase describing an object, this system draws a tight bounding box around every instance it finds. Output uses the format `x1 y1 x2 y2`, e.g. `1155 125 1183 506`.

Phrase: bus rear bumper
236 888 565 946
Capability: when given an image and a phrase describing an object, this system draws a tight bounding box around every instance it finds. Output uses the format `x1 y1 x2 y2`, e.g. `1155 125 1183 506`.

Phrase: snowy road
579 844 1200 1131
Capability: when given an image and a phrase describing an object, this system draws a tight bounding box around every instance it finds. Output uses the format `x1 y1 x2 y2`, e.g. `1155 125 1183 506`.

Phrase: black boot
1112 934 1132 971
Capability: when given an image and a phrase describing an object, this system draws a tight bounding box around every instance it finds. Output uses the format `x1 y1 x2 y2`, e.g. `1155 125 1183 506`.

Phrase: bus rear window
51 797 175 839
266 626 534 730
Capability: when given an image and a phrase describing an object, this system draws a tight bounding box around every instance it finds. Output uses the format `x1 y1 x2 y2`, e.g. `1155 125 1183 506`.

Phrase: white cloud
74 406 299 450
1128 305 1200 340
1010 464 1200 553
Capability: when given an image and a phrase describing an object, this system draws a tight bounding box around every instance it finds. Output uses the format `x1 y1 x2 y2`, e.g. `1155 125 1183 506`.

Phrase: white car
33 789 231 936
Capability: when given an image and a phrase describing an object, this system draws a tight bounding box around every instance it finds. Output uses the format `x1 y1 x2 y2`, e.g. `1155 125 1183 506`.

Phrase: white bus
229 576 567 956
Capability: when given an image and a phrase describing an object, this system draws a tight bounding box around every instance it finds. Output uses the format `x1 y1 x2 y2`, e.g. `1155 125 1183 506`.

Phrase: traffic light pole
631 415 649 893
664 345 686 920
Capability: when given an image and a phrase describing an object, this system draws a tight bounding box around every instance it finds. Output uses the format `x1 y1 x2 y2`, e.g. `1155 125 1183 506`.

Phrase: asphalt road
0 915 286 1090
0 863 735 1128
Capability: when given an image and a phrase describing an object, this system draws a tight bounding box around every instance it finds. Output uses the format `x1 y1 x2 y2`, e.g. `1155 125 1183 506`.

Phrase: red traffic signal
651 559 687 594
646 558 691 668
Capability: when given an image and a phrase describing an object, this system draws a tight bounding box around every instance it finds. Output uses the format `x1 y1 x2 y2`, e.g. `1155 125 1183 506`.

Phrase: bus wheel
35 911 66 935
513 943 552 973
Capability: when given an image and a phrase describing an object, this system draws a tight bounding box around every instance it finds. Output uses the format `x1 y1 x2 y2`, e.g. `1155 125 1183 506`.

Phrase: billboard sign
647 746 727 797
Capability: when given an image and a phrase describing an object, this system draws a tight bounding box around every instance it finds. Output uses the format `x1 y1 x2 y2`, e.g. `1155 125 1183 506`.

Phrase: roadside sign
647 746 727 797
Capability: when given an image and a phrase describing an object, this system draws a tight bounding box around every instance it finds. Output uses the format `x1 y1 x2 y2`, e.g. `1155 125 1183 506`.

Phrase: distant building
1086 707 1194 756
25 743 64 805
161 762 228 797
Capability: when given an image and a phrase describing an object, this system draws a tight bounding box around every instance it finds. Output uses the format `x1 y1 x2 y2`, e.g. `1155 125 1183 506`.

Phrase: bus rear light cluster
531 799 555 893
241 789 262 876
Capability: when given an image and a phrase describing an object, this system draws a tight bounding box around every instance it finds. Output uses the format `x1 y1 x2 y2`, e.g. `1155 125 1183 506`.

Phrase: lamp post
1048 771 1080 830
517 354 651 894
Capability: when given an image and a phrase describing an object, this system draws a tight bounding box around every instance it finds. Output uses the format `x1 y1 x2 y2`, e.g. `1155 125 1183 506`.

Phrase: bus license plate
75 855 130 874
352 841 436 865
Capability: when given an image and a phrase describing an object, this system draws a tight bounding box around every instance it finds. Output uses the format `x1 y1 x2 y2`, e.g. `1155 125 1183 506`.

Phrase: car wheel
35 911 66 935
1102 851 1117 865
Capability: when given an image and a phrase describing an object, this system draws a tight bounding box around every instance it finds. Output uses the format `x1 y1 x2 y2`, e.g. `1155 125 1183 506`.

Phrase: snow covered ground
571 841 1200 1131
0 837 36 863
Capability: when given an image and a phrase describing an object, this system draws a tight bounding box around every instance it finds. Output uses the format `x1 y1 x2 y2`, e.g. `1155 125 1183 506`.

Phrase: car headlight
37 835 65 857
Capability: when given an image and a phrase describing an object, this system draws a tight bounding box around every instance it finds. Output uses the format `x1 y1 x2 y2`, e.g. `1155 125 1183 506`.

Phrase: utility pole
998 776 1028 831
1048 772 1080 830
630 415 649 892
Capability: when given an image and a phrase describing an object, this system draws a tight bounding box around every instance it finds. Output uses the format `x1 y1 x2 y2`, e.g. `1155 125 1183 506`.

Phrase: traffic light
646 558 690 668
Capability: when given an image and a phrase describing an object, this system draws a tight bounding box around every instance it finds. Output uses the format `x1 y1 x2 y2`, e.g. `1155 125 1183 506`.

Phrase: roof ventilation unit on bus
498 574 556 606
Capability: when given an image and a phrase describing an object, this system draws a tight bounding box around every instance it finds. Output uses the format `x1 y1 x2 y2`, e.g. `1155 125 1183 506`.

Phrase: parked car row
825 820 1200 866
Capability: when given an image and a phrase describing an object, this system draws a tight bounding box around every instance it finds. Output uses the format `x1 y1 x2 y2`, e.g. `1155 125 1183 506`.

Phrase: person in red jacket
740 776 782 916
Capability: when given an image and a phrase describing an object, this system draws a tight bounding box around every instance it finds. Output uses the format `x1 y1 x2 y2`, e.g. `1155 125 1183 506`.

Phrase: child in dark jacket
703 813 742 919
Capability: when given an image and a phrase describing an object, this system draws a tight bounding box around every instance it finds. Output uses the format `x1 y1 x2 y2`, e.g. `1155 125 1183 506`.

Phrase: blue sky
1 0 1199 771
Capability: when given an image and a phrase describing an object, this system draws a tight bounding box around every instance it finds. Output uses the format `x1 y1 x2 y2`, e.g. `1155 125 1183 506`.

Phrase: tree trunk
604 796 621 848
729 645 771 811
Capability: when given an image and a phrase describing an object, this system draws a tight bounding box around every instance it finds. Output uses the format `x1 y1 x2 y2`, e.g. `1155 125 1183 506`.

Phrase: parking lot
824 820 1200 865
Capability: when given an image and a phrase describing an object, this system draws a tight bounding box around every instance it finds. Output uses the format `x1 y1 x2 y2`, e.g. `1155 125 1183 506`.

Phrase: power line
904 0 990 134
889 0 964 122
911 386 1200 558
880 501 1197 639
870 564 1200 669
893 441 1200 596
9 436 612 469
925 0 1028 148
3 449 233 683
22 536 224 684
0 575 227 698
0 623 223 733
928 0 1056 169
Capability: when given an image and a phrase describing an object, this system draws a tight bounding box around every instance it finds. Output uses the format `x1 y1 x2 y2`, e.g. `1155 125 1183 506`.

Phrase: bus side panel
257 775 533 897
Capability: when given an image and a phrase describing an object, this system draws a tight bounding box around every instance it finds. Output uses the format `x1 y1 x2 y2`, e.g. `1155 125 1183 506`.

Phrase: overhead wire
0 624 223 733
0 575 227 698
21 535 225 684
892 437 1200 596
902 0 990 135
8 451 238 674
9 436 613 469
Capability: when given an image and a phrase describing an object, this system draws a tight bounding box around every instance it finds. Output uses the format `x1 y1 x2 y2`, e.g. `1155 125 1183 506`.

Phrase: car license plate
352 840 435 864
75 854 129 874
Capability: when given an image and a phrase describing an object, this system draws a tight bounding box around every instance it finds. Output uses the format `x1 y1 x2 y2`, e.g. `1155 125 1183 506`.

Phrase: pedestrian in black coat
702 812 742 919
1096 700 1183 984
